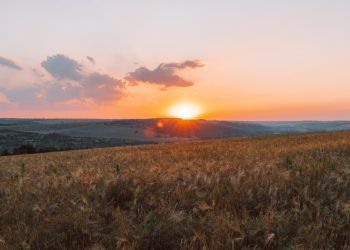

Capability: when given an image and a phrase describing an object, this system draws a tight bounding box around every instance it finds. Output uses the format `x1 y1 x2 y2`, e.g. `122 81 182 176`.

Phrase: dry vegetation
0 131 350 249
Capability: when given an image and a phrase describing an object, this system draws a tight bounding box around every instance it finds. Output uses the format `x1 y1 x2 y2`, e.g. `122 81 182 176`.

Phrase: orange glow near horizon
167 102 203 119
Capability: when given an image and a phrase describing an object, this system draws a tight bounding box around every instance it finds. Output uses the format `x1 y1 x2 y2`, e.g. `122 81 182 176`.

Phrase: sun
167 102 202 119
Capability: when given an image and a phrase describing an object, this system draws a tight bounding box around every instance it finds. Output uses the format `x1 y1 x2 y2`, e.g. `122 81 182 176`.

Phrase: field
0 131 350 249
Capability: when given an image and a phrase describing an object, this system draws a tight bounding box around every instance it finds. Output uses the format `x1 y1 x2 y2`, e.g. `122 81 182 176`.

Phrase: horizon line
1 117 350 122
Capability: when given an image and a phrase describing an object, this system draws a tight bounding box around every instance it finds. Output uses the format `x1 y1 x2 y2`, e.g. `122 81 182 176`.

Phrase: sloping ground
0 131 350 249
0 119 272 154
0 129 150 154
0 118 272 140
258 120 350 133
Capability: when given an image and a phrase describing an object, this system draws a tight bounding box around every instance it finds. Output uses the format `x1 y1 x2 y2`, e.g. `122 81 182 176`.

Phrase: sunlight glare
167 102 202 119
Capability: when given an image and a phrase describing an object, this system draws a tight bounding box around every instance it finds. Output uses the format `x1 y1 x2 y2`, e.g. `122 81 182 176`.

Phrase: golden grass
0 131 350 249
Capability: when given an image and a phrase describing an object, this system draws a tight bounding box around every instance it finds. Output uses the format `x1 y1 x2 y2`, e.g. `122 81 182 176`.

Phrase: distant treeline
1 144 72 156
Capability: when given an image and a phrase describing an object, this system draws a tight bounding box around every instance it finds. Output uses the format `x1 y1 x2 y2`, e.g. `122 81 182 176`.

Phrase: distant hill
1 118 350 154
256 120 350 133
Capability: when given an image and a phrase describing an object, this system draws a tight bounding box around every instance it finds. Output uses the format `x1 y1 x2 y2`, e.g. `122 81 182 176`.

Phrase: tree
1 149 10 156
13 144 36 155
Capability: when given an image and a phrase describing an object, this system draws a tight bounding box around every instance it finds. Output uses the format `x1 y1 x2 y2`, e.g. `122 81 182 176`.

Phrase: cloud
2 83 120 108
1 55 204 109
83 73 122 102
163 60 204 69
0 56 22 70
86 56 95 64
125 60 204 88
3 86 42 106
0 54 124 107
39 54 123 104
41 54 83 80
0 79 78 107
45 82 81 102
43 74 122 105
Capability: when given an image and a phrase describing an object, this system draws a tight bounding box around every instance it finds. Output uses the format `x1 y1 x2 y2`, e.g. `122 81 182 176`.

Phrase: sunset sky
1 0 350 120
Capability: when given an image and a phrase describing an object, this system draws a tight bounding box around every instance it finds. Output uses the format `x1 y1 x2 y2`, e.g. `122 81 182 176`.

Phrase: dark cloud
0 56 22 70
86 56 95 64
41 54 83 80
125 60 204 88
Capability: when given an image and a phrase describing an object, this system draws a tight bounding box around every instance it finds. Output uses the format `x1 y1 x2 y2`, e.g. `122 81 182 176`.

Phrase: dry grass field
0 131 350 249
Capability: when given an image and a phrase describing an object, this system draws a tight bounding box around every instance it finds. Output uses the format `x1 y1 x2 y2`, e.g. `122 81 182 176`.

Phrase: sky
1 0 350 120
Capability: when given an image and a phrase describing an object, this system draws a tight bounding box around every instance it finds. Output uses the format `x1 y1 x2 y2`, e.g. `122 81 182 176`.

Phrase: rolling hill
2 118 350 155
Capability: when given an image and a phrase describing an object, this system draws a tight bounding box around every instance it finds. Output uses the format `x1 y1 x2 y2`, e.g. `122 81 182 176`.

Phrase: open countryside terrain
0 118 271 154
2 118 350 155
0 131 350 249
